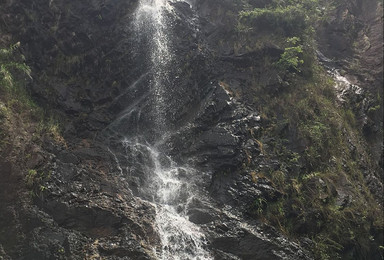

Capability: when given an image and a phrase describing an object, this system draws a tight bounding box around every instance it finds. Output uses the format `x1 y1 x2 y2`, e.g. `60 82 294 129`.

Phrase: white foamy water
121 139 211 260
330 69 362 102
317 51 363 102
128 1 212 259
134 0 174 131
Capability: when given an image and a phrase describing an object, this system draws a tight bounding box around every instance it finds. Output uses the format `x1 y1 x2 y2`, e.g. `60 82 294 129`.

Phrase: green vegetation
0 42 64 144
249 65 383 260
0 42 31 90
236 0 383 259
0 42 65 196
277 37 304 72
0 42 36 115
239 5 310 36
236 0 322 77
238 0 321 35
25 169 51 197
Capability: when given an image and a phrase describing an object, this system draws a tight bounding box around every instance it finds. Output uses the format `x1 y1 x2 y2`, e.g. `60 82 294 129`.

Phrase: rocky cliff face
317 0 383 171
0 0 382 259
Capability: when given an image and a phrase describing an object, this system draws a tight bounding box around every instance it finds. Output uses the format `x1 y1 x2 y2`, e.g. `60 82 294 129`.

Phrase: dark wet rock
211 234 287 260
205 213 312 260
57 151 79 165
210 170 283 214
188 209 216 224
97 234 155 260
335 188 352 208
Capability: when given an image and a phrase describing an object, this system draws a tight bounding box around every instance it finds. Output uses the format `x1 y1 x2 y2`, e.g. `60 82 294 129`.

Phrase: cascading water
316 51 363 102
105 0 213 259
330 68 362 102
133 0 173 131
124 141 212 260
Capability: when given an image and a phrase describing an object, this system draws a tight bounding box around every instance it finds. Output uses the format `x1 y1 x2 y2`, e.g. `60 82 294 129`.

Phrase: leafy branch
0 42 31 90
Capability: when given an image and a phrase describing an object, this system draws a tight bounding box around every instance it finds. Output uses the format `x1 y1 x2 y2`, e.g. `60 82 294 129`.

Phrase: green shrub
25 169 51 197
0 42 31 90
239 0 321 37
239 6 308 36
277 37 304 72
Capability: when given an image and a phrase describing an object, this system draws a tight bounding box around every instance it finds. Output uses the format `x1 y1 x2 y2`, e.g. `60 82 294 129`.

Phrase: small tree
277 37 304 72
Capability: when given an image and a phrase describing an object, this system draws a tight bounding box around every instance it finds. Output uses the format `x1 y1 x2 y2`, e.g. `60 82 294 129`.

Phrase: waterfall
106 1 213 259
330 69 362 102
316 50 363 102
122 141 212 260
133 0 174 132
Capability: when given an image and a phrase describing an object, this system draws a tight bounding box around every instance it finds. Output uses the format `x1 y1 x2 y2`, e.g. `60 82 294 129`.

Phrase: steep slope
192 0 383 258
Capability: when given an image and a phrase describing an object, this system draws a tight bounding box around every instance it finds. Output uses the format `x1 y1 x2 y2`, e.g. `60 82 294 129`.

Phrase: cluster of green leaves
239 0 320 35
0 42 35 151
239 5 308 36
25 169 51 197
0 43 41 136
0 42 31 90
277 37 304 72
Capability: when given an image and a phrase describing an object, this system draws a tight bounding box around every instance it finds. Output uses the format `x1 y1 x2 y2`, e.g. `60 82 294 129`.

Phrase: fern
0 42 31 90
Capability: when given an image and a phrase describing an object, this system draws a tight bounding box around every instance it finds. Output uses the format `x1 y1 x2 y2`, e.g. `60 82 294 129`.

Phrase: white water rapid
121 140 211 260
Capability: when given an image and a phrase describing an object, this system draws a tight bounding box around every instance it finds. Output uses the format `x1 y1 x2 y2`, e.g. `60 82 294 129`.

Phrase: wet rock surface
0 136 159 259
